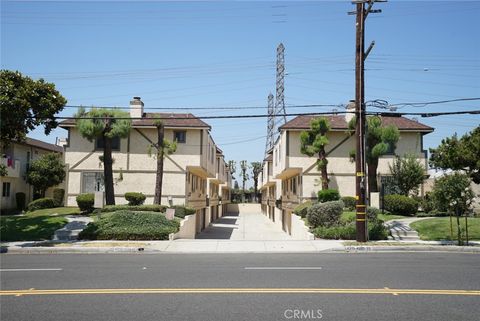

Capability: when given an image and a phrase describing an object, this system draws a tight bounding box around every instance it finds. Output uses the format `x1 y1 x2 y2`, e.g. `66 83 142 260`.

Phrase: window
82 172 104 193
174 131 186 143
96 137 120 151
292 177 297 194
2 182 11 197
385 143 395 155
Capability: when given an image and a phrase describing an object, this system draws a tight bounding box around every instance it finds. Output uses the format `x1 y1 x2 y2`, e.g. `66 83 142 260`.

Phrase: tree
431 172 475 245
430 126 480 184
250 161 263 200
228 160 236 180
240 160 249 193
0 70 67 142
388 153 425 196
365 116 399 193
300 117 330 190
26 153 65 197
148 120 177 204
76 107 131 205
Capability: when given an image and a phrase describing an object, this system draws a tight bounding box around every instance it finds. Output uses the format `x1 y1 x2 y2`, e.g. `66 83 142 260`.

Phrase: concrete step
389 235 420 241
390 230 419 237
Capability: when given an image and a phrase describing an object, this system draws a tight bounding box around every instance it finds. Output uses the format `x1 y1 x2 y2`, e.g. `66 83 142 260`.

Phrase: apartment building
59 97 232 233
260 112 434 234
1 138 64 210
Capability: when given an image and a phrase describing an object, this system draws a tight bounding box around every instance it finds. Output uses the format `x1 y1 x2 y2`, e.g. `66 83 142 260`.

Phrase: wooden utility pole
351 0 384 242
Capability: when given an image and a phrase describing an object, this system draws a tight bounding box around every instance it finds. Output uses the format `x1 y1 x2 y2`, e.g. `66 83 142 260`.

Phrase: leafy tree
300 117 330 190
228 160 237 180
388 153 425 196
250 161 263 199
147 120 177 204
0 70 67 142
0 164 7 177
26 153 65 197
234 180 239 190
76 107 131 205
431 172 475 245
430 126 480 184
364 116 399 193
240 160 249 193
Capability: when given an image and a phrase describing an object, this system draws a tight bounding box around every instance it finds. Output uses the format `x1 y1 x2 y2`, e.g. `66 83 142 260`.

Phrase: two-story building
260 112 434 235
1 138 64 211
60 97 232 234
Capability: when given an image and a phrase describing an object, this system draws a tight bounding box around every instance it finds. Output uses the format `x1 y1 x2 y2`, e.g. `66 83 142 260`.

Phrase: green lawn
0 215 68 242
411 217 480 241
0 207 79 242
340 211 406 223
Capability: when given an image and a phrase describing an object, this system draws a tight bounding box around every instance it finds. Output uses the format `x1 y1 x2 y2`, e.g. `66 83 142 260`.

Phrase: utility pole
350 0 384 242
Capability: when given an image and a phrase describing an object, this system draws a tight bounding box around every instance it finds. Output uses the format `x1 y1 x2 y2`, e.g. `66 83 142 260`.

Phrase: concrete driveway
196 209 292 240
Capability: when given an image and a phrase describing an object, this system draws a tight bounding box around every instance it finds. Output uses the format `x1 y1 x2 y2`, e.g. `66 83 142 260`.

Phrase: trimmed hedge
53 188 65 207
384 194 418 216
306 200 344 228
16 192 26 211
124 192 146 206
317 189 340 203
293 201 313 218
76 193 94 213
27 197 55 212
341 196 356 211
367 207 380 222
100 204 167 213
169 205 196 219
78 210 180 240
313 221 388 240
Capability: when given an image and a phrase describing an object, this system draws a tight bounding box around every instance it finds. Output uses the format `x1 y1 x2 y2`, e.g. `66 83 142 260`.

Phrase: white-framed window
174 131 186 143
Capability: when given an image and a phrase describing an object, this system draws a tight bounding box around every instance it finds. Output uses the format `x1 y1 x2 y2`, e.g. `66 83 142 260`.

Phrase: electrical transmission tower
275 43 287 134
264 93 275 155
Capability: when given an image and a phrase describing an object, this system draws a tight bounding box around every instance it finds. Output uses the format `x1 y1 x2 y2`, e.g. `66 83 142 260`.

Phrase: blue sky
1 0 479 179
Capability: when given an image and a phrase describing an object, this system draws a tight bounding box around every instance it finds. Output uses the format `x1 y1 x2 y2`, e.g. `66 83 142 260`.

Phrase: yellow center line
1 288 479 297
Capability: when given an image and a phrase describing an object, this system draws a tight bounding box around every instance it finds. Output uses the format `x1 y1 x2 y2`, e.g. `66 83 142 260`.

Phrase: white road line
244 267 322 270
0 268 63 272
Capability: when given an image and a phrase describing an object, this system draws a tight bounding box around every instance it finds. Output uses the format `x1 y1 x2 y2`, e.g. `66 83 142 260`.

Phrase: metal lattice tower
275 43 287 132
265 93 275 155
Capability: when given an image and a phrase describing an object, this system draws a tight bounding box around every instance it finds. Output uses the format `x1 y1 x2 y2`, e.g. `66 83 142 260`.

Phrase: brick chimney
130 96 144 118
345 100 356 125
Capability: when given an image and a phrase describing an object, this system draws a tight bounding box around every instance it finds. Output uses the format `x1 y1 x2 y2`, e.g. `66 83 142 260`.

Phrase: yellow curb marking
1 288 479 297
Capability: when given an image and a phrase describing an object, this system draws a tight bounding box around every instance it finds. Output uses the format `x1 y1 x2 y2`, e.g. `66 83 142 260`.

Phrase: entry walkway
196 210 292 240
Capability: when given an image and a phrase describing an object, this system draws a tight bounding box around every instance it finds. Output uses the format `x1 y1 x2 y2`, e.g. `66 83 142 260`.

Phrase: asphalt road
1 252 479 321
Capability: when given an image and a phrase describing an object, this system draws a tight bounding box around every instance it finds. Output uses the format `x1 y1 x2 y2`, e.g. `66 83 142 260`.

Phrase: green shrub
169 205 196 219
416 211 449 218
306 200 344 228
76 193 94 213
101 204 167 213
419 192 434 213
52 188 65 207
313 221 387 240
27 197 55 211
367 207 380 222
317 189 340 203
293 201 313 218
341 196 356 211
78 210 180 240
15 192 26 210
124 192 146 206
384 194 418 216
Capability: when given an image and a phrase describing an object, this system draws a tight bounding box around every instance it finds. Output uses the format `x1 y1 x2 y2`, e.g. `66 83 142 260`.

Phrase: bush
76 193 94 213
124 192 146 206
101 204 167 213
16 192 26 211
78 210 180 240
306 200 344 228
341 196 356 211
169 205 196 219
317 189 340 203
367 207 380 222
313 221 388 240
419 192 434 214
27 197 55 211
383 194 418 216
52 188 65 207
293 201 313 218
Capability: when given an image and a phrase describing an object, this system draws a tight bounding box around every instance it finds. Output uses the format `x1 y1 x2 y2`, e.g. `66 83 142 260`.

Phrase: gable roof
59 112 211 129
18 137 63 153
280 115 434 132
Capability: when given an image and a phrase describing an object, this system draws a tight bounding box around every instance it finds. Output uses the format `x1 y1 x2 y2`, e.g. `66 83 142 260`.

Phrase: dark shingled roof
59 113 211 129
21 137 63 153
280 115 434 132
